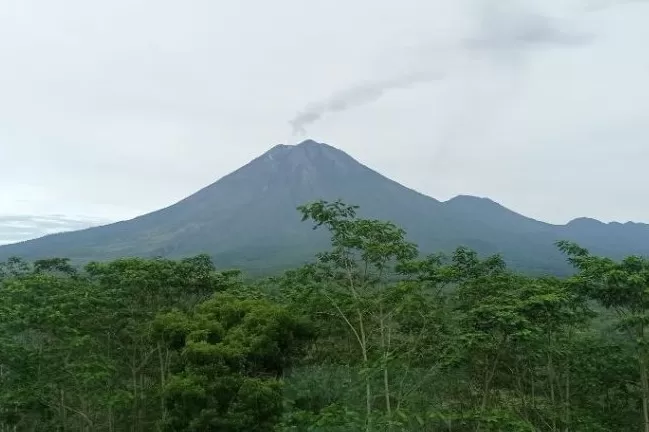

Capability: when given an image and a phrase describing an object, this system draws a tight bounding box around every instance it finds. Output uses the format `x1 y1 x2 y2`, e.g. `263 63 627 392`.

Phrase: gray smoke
288 1 596 135
290 70 444 136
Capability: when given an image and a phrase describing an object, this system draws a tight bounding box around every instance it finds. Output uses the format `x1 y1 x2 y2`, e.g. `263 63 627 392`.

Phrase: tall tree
559 241 649 432
153 293 310 431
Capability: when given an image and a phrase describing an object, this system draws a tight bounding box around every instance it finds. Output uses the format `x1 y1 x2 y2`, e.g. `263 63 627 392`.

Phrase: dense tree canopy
0 200 646 431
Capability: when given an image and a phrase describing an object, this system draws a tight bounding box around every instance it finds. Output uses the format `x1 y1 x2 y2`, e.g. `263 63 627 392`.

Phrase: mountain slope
1 139 647 275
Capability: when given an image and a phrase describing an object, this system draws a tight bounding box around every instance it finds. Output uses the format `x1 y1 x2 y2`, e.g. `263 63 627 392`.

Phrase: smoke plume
288 0 597 136
290 70 444 136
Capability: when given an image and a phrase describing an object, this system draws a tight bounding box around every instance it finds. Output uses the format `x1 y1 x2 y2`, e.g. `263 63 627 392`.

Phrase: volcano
2 139 648 275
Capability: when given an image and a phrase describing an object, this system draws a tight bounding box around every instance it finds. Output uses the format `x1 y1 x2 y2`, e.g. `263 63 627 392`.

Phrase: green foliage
154 293 309 431
0 201 647 431
559 241 649 432
0 254 256 431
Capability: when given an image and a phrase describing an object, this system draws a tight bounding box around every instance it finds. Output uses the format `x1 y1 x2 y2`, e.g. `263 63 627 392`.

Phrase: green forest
1 200 648 431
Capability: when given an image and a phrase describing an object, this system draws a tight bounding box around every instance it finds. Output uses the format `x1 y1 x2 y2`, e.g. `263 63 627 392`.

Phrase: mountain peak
567 217 603 226
446 195 497 204
266 139 332 154
261 139 353 171
295 139 321 147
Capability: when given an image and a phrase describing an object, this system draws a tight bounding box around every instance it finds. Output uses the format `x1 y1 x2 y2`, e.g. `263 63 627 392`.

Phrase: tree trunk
60 389 67 432
547 335 557 432
132 357 138 432
380 306 392 420
359 309 372 432
564 330 572 432
108 405 114 432
639 353 649 432
158 342 168 427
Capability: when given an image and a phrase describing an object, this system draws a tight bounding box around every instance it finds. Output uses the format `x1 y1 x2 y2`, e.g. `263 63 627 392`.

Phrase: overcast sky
1 0 648 244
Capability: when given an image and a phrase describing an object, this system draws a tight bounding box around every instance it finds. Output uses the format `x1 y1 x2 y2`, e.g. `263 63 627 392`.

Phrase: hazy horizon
2 137 647 245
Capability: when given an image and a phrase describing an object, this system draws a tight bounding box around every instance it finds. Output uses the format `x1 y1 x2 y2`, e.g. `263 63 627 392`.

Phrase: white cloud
0 215 113 245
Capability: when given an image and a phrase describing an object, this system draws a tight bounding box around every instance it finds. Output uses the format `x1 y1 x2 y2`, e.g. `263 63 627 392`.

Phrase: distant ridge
1 139 648 275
